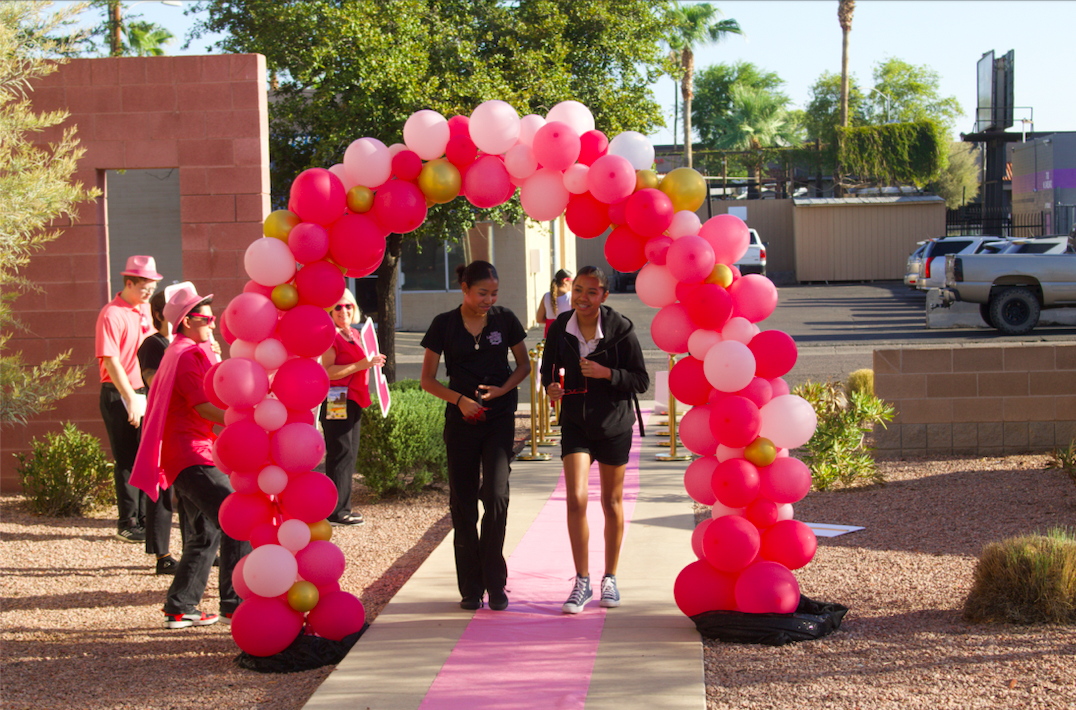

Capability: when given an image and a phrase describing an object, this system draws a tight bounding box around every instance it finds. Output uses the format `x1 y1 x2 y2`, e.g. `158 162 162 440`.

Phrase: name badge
325 386 349 419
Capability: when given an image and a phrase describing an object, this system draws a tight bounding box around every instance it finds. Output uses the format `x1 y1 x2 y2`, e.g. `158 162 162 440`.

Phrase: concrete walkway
304 409 704 710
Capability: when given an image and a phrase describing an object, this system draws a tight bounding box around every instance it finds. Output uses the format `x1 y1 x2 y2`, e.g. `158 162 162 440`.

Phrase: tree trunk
840 28 850 128
375 233 402 384
681 48 694 168
110 1 123 57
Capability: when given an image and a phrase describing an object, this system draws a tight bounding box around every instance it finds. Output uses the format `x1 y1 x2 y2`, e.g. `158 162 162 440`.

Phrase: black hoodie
540 305 649 439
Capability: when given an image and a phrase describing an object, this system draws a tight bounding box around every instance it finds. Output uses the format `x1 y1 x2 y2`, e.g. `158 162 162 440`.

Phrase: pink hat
121 255 163 281
163 282 214 326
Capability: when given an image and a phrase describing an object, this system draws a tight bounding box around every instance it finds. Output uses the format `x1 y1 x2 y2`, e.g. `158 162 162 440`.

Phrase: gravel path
3 448 1075 709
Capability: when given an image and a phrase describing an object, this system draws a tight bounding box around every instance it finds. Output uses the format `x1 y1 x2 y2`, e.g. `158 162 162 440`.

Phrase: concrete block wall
2 55 269 491
872 343 1076 457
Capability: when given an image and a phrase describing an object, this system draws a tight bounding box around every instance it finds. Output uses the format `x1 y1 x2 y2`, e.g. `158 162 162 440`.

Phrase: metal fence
946 206 1046 238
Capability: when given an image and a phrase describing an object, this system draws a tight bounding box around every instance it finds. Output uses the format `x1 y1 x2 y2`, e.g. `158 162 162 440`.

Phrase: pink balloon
213 358 270 409
668 210 702 239
721 317 755 345
715 443 744 462
625 188 674 237
520 167 570 221
391 150 423 181
445 133 478 170
734 560 800 614
279 472 337 523
271 356 330 411
749 330 798 379
678 405 717 456
224 406 256 427
517 114 546 146
666 235 716 284
735 377 774 408
243 543 298 598
257 464 289 496
249 520 279 548
691 518 714 560
287 222 330 264
245 237 297 288
710 457 761 508
254 338 288 372
562 163 590 194
578 130 609 166
254 397 288 432
214 420 270 474
729 274 779 323
683 456 719 505
286 407 316 426
217 311 236 345
271 422 326 473
759 395 818 450
644 235 673 265
277 305 336 358
700 214 751 265
231 596 304 657
710 395 762 449
745 497 780 530
532 121 581 172
712 499 746 518
277 518 312 554
504 143 538 179
296 540 346 587
243 280 274 298
586 154 636 204
447 114 470 138
232 556 254 599
669 356 711 406
328 212 387 279
760 520 817 570
403 109 449 160
674 560 738 616
687 331 721 363
635 264 679 309
683 283 733 331
344 137 392 188
468 100 521 155
564 192 610 239
289 168 346 227
604 225 648 273
229 339 257 361
607 197 629 225
463 155 514 209
546 100 594 135
295 260 345 309
675 281 701 304
229 471 260 495
373 179 427 234
703 514 760 573
651 303 694 354
219 491 275 541
703 340 757 393
759 457 812 504
307 590 366 642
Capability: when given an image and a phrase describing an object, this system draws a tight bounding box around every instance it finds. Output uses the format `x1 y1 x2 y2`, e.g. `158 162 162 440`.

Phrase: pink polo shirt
95 294 153 388
160 336 215 484
329 327 372 408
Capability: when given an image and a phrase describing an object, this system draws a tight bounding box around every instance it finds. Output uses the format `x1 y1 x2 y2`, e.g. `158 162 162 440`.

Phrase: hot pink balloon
678 405 717 456
286 407 316 426
729 274 779 323
202 361 226 409
578 130 609 165
224 292 278 344
271 422 326 473
232 556 254 599
217 311 236 345
279 472 337 523
684 455 719 505
674 559 738 616
307 590 366 642
329 212 387 279
391 149 423 181
666 235 716 284
760 520 817 570
289 168 346 227
224 406 255 427
604 225 648 273
271 357 330 412
287 222 330 264
586 154 636 204
735 377 774 408
746 497 780 530
520 167 570 221
749 330 798 379
465 155 514 209
683 283 733 331
759 457 812 504
635 264 678 309
770 377 791 397
447 114 470 138
651 303 694 354
295 539 346 587
710 395 762 449
644 235 673 265
214 420 270 474
445 133 478 170
700 214 751 264
691 518 714 560
703 514 760 573
373 179 427 234
532 121 580 172
607 197 629 225
564 192 610 239
710 457 761 508
625 188 674 237
277 305 336 359
219 491 275 541
231 596 304 657
229 470 260 495
294 260 345 309
735 560 800 614
669 356 711 406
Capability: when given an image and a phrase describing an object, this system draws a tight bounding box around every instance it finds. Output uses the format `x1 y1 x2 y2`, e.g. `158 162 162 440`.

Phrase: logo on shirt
488 331 502 346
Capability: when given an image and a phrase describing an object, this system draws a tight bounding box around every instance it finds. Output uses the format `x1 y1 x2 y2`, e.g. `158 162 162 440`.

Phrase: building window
400 226 493 291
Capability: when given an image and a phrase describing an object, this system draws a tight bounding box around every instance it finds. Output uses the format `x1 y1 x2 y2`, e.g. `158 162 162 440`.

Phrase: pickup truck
940 251 1076 334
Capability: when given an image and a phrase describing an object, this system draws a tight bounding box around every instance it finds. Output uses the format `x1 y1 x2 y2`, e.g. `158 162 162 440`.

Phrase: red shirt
329 328 372 408
95 294 152 388
160 336 215 481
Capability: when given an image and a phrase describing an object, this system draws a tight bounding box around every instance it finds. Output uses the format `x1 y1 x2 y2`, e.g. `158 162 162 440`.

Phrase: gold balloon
658 167 707 213
705 263 734 288
347 185 374 214
635 169 659 191
263 209 300 242
744 437 777 468
271 283 299 310
287 580 320 613
309 520 332 542
418 158 462 204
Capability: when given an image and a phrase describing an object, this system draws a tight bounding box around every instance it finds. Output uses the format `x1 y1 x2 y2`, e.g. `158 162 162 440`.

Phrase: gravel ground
4 443 1076 709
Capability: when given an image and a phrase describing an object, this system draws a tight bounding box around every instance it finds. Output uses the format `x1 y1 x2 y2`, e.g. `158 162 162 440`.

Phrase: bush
845 368 874 396
793 378 894 491
1045 440 1076 490
357 380 447 498
16 423 113 516
963 529 1076 625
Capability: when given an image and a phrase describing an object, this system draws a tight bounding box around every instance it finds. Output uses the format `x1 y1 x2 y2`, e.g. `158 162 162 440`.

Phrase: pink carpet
418 422 644 710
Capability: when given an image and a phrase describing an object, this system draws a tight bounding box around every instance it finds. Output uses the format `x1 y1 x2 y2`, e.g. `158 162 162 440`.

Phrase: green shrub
16 423 114 516
963 529 1076 625
1045 440 1076 489
845 368 874 396
357 380 447 498
792 379 895 491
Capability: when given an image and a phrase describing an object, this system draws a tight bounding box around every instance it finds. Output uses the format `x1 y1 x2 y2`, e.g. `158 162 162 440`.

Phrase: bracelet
456 394 464 406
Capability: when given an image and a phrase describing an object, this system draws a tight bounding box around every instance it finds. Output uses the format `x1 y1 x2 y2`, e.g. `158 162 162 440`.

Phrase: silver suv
917 236 1005 290
734 229 766 276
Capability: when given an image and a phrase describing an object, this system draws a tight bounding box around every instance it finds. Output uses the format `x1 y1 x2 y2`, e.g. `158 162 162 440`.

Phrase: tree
84 0 176 57
190 0 678 382
692 61 786 147
712 84 802 197
803 71 868 145
665 2 743 168
123 20 174 57
870 58 963 132
927 141 980 208
1 1 98 427
837 0 855 129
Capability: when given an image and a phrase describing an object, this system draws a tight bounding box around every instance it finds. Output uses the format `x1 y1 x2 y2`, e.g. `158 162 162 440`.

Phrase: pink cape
129 336 218 502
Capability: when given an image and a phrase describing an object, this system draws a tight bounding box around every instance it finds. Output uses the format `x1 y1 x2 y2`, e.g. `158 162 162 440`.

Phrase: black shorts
559 421 633 466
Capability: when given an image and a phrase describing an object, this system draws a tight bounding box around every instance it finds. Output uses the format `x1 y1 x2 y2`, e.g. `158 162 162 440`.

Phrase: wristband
456 394 464 406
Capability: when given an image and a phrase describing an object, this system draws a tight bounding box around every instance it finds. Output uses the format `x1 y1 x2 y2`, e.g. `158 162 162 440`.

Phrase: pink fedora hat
121 255 163 281
163 282 214 326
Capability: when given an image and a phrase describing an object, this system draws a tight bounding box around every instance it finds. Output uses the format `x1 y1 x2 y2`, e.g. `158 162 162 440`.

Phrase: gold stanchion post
657 354 693 461
535 341 557 447
518 348 550 461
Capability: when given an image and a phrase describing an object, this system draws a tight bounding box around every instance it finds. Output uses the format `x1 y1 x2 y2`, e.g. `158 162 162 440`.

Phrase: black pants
145 491 191 556
444 415 514 600
164 465 251 616
99 384 146 531
320 399 363 521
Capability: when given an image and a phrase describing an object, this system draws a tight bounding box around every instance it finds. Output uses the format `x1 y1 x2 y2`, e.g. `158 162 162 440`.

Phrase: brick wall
2 55 269 492
872 343 1076 457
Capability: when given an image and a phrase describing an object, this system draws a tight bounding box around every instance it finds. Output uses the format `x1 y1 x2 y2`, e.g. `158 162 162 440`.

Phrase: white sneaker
599 575 620 608
562 575 592 614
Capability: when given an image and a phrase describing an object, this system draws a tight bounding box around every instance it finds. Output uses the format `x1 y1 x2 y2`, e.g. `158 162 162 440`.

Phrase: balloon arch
212 100 818 656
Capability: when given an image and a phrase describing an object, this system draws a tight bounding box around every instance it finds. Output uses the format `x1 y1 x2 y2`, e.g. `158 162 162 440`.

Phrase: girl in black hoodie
541 266 649 614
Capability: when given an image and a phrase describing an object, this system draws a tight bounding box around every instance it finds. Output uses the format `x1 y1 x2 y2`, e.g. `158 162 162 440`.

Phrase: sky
114 0 1075 143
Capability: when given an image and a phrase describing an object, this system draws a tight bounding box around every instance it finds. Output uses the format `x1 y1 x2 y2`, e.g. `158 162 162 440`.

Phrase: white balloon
635 263 679 308
667 210 702 239
229 338 257 361
403 109 450 160
254 338 288 372
688 329 722 361
469 100 521 155
546 100 595 136
257 464 289 496
608 130 655 171
387 142 407 157
703 340 756 393
277 518 312 554
721 317 756 345
244 237 296 287
759 395 818 450
254 397 288 431
711 500 746 519
518 114 547 146
343 137 391 188
563 163 590 194
243 544 298 598
776 503 794 521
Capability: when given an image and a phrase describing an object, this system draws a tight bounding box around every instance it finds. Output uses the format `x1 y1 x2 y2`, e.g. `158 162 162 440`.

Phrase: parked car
611 268 638 293
917 236 1006 291
734 229 766 275
983 236 1072 255
905 242 927 289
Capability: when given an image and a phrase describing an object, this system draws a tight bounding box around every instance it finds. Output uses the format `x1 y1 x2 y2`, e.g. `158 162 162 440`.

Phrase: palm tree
124 21 174 57
713 84 802 198
666 3 743 168
838 0 855 128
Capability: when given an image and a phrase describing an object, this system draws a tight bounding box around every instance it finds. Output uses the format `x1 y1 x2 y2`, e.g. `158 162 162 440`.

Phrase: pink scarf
129 336 217 501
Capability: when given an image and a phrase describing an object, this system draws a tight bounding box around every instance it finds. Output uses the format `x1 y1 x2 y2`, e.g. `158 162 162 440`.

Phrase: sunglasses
333 304 355 312
186 313 216 326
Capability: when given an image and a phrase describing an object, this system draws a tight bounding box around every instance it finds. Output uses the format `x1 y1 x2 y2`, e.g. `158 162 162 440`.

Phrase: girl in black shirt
420 261 530 611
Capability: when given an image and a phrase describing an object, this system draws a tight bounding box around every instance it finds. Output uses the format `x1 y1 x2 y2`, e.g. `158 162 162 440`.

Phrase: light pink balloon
225 292 280 344
586 154 636 204
563 163 590 194
721 317 755 344
688 329 722 361
678 405 717 456
716 443 746 462
243 544 298 598
271 422 326 473
546 100 595 136
532 121 581 172
387 142 407 157
257 464 289 496
254 397 288 432
504 143 538 179
668 210 702 239
651 303 693 354
403 109 450 160
729 274 779 323
229 339 257 361
213 357 270 409
520 167 570 221
666 235 716 284
711 499 746 519
700 214 751 265
327 163 357 191
777 502 794 521
254 338 288 372
607 130 654 171
469 100 521 155
703 340 756 393
245 238 297 288
518 114 547 146
633 265 676 310
734 560 800 614
276 518 312 554
684 456 719 505
759 394 818 449
344 137 391 188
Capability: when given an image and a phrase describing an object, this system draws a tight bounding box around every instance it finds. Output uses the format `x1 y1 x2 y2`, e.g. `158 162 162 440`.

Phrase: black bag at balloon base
234 624 369 673
691 596 847 647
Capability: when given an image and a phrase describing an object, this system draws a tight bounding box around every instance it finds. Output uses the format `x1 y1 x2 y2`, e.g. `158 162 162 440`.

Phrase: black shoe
460 596 483 610
330 512 364 526
488 590 509 611
212 556 220 568
115 526 146 544
155 555 178 575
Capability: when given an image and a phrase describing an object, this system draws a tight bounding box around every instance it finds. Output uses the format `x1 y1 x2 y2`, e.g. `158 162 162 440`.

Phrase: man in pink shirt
95 255 160 543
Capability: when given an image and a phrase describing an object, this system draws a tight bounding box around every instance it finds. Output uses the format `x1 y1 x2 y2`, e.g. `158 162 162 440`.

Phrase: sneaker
330 512 365 526
460 596 483 611
155 556 178 575
562 575 592 614
599 575 620 608
220 612 234 625
488 589 509 611
115 526 146 544
164 610 219 629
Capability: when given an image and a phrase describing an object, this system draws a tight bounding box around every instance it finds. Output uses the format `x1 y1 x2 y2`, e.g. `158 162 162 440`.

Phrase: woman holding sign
321 288 386 526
